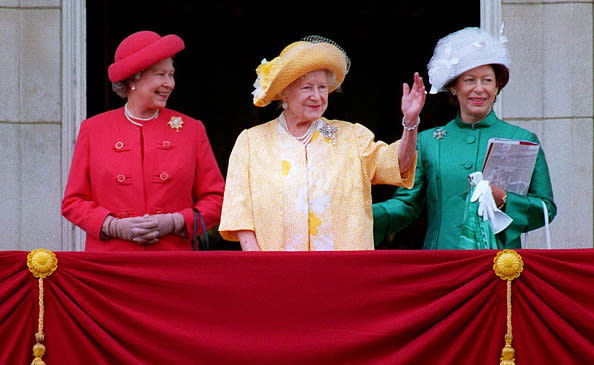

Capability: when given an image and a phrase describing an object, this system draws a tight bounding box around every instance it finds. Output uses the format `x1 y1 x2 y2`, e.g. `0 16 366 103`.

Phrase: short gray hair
111 72 143 98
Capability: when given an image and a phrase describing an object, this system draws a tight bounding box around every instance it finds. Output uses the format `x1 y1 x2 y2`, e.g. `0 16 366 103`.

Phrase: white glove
490 210 513 234
469 173 513 234
471 180 497 221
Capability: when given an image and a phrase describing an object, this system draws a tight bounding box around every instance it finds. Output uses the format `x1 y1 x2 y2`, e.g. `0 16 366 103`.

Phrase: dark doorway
87 1 479 250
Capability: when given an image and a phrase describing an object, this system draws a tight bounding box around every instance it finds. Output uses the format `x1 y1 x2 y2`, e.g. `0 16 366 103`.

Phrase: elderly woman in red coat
62 30 225 251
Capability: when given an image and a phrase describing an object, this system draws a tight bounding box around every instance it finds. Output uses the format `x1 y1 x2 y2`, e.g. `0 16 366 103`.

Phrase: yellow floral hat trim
252 36 350 107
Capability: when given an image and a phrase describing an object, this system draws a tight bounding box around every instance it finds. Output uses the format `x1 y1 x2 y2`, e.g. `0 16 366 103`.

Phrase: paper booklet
481 138 540 195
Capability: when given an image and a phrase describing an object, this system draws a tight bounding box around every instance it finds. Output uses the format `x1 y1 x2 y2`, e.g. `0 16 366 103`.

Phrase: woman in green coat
373 27 556 249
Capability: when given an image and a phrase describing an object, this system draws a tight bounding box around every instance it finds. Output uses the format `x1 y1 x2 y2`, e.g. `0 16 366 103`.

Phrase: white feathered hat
427 27 511 94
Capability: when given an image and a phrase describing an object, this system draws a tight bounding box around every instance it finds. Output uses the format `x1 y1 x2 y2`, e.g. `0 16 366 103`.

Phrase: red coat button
158 140 173 150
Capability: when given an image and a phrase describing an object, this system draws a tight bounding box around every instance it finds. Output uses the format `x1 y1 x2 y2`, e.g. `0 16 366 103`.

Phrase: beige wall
0 0 64 250
0 0 592 251
501 0 593 248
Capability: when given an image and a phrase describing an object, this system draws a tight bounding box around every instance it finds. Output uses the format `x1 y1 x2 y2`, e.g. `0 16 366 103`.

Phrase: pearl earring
282 102 288 109
131 85 136 91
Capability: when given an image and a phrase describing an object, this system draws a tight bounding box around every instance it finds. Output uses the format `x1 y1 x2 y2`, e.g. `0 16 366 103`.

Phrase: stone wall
502 0 593 248
0 0 64 250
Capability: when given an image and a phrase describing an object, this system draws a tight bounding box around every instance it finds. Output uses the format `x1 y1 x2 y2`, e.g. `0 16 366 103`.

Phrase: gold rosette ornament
27 248 58 278
493 249 523 365
27 249 58 365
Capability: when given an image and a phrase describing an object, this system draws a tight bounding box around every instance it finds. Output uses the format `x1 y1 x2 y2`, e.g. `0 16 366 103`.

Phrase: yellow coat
220 117 415 251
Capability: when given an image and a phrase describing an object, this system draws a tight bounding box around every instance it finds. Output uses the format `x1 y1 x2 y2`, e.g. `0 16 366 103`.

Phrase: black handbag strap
192 208 209 251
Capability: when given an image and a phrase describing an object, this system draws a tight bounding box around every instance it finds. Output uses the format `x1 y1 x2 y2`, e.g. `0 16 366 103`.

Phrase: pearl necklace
278 113 320 145
124 103 160 127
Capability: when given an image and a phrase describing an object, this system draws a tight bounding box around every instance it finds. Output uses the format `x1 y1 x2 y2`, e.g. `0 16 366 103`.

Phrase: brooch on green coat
433 128 447 139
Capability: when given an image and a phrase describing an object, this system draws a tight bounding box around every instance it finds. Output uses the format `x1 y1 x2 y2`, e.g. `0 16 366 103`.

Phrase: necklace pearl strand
278 113 320 145
124 103 160 127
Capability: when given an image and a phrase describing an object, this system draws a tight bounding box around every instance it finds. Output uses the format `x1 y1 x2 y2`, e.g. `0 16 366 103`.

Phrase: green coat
373 111 557 249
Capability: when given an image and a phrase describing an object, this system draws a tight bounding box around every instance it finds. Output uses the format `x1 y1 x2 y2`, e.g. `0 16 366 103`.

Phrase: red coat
62 107 225 251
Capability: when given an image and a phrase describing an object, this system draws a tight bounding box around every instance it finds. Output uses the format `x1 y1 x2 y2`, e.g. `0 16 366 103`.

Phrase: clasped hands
102 213 185 244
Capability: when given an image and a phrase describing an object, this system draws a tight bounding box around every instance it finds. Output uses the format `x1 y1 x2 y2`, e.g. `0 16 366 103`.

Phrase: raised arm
398 72 426 173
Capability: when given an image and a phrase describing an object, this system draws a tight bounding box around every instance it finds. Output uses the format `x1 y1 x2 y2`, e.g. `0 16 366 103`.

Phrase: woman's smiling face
452 64 499 123
131 57 176 111
283 70 330 123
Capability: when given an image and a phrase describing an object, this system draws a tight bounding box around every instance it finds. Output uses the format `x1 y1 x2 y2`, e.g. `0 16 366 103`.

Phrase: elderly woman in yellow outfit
219 36 426 251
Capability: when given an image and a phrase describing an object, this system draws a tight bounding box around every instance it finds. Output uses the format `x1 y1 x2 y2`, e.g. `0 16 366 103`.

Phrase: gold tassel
493 249 523 365
500 333 515 364
27 249 58 365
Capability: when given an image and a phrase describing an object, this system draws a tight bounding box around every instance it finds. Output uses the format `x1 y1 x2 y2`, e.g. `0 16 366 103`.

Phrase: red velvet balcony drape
1 249 593 364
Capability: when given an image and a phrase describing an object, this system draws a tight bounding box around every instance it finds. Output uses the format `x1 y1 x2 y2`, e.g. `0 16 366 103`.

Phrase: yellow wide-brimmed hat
252 36 350 107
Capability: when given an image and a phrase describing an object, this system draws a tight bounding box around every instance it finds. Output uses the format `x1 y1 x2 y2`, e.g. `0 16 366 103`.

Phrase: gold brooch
168 116 184 132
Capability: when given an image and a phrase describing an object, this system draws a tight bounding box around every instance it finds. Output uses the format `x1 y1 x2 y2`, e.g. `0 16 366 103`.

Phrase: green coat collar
454 109 498 129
